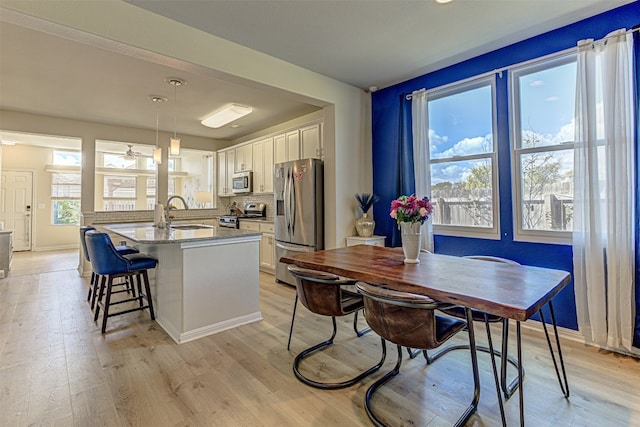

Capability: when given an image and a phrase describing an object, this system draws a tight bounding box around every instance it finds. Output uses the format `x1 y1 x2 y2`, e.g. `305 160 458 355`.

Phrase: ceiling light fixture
201 104 253 129
150 95 167 164
436 0 453 3
167 78 186 156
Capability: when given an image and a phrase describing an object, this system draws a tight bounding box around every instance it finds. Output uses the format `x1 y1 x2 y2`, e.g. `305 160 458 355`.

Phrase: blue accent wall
371 3 640 331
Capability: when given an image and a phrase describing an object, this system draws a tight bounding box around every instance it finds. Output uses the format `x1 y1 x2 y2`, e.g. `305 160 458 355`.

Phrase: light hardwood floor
1 249 640 426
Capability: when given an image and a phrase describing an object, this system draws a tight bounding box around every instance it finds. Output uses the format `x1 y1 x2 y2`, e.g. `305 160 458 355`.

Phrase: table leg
538 300 570 397
517 320 524 427
484 313 506 426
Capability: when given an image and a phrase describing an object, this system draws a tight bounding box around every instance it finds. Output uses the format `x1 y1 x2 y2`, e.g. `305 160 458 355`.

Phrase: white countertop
103 223 262 244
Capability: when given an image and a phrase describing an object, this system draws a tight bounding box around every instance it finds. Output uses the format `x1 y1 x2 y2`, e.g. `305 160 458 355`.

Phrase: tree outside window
511 54 576 243
427 77 499 237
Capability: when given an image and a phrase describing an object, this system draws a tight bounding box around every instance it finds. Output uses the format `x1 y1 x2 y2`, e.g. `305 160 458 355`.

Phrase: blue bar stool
85 230 157 333
79 226 139 310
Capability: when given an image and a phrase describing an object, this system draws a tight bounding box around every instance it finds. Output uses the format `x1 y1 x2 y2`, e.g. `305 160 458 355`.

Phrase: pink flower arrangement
390 195 434 225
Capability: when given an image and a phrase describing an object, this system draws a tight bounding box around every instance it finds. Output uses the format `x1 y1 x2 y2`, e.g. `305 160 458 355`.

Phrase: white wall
2 1 372 249
2 144 77 250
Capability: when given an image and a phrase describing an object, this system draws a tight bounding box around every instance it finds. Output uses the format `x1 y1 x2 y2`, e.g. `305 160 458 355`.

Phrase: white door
0 171 33 251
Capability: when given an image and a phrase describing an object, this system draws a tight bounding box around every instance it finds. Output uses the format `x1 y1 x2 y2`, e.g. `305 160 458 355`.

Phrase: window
511 53 576 243
168 149 214 208
51 150 81 225
428 76 499 238
103 175 136 211
146 177 156 210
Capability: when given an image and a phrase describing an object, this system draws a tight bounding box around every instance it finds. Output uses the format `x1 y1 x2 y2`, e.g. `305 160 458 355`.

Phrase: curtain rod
406 26 639 101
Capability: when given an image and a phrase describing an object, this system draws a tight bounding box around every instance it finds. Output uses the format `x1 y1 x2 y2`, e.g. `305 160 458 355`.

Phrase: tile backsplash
88 193 274 224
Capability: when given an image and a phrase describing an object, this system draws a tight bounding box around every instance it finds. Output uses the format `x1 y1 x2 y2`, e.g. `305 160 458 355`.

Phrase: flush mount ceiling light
436 0 453 3
167 77 186 156
150 95 167 164
201 104 253 129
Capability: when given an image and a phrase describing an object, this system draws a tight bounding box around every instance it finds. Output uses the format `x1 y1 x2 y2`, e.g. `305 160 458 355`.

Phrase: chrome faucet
166 195 189 228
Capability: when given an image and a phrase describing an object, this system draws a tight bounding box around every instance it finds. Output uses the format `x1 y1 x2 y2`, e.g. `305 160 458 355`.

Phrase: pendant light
150 95 167 164
167 78 186 156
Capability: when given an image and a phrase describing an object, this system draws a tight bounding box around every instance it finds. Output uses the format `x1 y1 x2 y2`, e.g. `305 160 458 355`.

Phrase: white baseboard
32 245 79 252
513 319 640 358
157 312 263 344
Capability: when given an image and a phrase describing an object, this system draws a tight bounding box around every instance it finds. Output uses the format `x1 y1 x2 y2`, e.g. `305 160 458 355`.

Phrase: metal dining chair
355 282 503 427
287 265 385 389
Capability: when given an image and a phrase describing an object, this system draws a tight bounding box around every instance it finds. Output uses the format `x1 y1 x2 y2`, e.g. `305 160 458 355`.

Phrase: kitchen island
102 223 263 344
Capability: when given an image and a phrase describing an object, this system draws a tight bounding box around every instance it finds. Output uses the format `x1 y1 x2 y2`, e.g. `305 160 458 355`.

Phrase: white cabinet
274 131 299 164
300 123 322 159
273 123 322 164
345 235 385 247
217 149 235 197
286 131 300 161
234 143 253 172
0 231 13 278
239 221 275 273
252 137 274 194
259 223 275 272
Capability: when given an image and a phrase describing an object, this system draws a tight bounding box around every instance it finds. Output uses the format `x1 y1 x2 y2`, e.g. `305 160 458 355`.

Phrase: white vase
399 222 422 264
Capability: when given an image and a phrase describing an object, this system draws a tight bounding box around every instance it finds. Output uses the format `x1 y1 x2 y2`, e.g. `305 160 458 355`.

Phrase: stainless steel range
218 202 266 228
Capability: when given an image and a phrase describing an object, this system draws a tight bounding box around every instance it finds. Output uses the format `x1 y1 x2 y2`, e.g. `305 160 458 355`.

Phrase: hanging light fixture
150 95 167 164
167 77 186 156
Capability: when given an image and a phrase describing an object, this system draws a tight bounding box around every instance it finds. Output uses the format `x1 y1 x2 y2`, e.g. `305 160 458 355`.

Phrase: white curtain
411 91 434 252
573 29 637 353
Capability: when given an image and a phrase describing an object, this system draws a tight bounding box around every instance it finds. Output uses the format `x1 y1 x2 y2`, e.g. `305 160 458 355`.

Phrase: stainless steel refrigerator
274 158 324 285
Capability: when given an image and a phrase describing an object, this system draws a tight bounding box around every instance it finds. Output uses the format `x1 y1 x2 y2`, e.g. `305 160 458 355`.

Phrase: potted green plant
354 193 380 237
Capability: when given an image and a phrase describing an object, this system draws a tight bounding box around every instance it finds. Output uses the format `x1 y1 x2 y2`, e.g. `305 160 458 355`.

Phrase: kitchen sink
170 224 214 230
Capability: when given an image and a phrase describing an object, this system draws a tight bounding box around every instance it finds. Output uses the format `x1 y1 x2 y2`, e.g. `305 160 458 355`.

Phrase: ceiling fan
124 144 143 160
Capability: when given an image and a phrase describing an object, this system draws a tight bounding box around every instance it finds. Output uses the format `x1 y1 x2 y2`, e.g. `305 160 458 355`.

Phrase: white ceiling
0 0 633 146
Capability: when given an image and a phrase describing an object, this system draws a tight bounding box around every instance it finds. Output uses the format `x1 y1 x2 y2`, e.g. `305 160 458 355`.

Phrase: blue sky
428 61 576 185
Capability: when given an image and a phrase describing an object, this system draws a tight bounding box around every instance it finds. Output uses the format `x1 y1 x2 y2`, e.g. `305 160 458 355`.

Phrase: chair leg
407 348 421 359
287 293 298 350
426 320 523 400
93 275 106 321
353 310 371 337
87 271 95 303
363 340 400 427
142 270 155 320
364 313 481 427
101 275 114 333
136 273 144 308
293 317 386 390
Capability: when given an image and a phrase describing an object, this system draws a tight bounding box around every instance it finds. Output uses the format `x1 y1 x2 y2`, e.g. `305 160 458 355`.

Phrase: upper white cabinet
217 149 235 197
273 123 322 164
252 137 274 194
300 124 322 160
234 144 253 172
217 121 322 196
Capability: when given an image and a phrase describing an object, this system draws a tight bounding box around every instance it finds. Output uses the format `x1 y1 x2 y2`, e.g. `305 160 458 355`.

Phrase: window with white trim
428 76 499 238
510 53 576 244
51 151 81 225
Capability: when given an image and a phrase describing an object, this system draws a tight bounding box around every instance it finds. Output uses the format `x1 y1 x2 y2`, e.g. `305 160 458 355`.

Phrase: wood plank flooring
1 249 640 426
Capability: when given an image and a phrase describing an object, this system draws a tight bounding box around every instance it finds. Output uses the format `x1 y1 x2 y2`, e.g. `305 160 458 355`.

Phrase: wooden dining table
281 244 572 426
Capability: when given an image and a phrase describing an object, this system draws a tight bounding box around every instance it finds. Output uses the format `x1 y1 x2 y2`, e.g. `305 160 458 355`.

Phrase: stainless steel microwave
232 171 253 194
